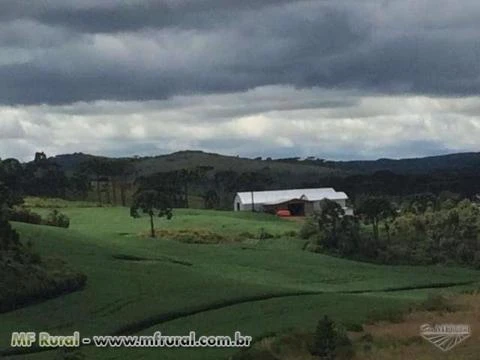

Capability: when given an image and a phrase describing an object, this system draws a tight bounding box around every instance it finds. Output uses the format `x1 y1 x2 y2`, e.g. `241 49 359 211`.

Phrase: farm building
233 188 351 216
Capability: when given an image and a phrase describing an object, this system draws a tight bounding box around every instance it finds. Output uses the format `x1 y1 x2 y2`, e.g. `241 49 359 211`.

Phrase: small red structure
276 209 292 217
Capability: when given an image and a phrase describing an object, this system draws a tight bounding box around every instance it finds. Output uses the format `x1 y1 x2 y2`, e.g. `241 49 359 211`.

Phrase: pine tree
312 315 337 359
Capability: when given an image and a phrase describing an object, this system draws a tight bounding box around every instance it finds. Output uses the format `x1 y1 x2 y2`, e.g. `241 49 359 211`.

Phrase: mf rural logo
420 323 471 352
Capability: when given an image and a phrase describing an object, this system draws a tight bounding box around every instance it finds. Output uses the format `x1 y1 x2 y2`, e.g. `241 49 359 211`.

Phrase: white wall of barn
234 195 348 213
233 194 265 212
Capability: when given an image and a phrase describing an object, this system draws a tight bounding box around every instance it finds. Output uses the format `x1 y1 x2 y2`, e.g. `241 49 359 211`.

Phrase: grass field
2 205 479 359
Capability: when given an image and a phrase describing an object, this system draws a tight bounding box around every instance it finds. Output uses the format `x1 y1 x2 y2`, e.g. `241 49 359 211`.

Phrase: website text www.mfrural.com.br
10 330 252 349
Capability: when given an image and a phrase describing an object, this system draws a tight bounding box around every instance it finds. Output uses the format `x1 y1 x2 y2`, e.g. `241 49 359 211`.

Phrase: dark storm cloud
0 0 301 32
1 0 480 105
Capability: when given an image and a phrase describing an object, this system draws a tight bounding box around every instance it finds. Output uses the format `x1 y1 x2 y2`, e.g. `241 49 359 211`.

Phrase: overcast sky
1 0 480 162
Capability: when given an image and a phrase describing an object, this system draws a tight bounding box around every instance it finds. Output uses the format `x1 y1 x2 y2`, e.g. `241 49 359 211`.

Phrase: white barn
233 188 351 216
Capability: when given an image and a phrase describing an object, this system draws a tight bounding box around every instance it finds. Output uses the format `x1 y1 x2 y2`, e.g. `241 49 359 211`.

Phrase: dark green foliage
67 171 91 200
356 197 395 240
386 199 480 266
203 189 220 209
24 155 69 198
0 215 86 313
8 207 43 225
299 217 318 239
136 170 186 208
9 150 480 211
257 228 275 240
0 169 86 314
0 159 24 206
0 199 86 313
335 215 361 256
10 150 480 209
311 316 354 359
343 322 364 332
0 216 20 254
0 187 21 255
0 155 92 202
45 209 70 228
311 315 337 359
316 199 345 248
305 201 360 257
306 195 480 267
78 157 136 205
80 157 110 204
8 208 70 228
0 265 87 313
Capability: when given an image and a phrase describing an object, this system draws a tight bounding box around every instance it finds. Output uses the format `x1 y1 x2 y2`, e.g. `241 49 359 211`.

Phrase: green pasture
2 205 479 359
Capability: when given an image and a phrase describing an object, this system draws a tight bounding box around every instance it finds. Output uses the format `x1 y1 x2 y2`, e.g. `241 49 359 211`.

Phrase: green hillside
52 150 343 177
1 206 479 359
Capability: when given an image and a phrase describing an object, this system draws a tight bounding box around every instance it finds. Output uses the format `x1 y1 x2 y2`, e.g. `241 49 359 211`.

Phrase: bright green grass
30 207 299 237
3 207 480 360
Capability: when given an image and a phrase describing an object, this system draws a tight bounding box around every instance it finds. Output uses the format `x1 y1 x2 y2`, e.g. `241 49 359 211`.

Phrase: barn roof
236 188 348 205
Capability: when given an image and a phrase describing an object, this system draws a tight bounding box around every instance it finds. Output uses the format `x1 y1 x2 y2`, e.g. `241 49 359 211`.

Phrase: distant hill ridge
330 152 480 174
49 150 480 176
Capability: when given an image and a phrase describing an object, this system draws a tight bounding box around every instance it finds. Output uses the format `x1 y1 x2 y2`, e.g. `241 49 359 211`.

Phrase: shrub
154 229 231 244
0 259 87 313
311 316 355 359
299 217 318 239
7 207 70 228
0 217 21 252
335 325 354 359
8 207 42 225
238 231 255 239
311 315 337 359
29 252 42 265
45 210 70 228
257 228 275 240
305 242 323 253
343 322 364 332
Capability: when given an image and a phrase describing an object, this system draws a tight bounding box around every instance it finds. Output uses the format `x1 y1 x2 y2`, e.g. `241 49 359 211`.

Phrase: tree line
0 153 136 206
301 195 480 267
3 152 480 211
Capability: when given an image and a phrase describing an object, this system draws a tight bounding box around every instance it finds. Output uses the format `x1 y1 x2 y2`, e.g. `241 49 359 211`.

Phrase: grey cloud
2 89 480 162
35 86 358 122
0 119 25 139
0 0 302 32
0 20 77 48
0 0 480 105
0 3 370 105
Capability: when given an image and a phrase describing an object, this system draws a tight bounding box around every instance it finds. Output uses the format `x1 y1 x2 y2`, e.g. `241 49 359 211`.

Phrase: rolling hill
50 150 480 177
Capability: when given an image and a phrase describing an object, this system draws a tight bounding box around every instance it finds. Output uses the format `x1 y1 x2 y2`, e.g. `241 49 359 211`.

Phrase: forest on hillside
2 151 480 210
